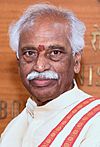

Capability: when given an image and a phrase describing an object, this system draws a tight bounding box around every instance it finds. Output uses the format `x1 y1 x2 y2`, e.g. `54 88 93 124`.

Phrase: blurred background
0 0 100 133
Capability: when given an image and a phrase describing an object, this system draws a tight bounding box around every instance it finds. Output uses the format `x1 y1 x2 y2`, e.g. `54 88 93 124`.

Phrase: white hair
9 3 86 55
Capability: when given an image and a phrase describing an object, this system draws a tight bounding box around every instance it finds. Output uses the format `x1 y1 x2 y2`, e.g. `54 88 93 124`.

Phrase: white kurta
0 83 100 147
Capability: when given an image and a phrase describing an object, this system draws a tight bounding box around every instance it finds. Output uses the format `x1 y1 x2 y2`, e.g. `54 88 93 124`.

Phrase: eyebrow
20 44 66 52
48 45 66 51
20 46 37 51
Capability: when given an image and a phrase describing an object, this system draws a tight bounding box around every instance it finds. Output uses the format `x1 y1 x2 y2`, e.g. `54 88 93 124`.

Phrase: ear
74 52 82 74
16 53 20 67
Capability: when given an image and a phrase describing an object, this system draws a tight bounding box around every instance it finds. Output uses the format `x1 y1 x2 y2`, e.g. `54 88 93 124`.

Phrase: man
0 3 100 147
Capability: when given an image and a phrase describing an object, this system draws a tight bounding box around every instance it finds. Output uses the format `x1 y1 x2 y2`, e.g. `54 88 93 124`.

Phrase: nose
33 53 51 72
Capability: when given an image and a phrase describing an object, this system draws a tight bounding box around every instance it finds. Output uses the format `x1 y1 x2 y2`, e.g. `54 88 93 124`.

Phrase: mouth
30 78 57 87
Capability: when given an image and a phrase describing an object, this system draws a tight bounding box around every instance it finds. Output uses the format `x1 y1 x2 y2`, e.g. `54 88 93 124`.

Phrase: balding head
9 3 86 57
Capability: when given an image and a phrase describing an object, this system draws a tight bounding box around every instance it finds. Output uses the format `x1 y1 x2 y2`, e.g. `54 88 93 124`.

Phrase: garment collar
26 80 85 112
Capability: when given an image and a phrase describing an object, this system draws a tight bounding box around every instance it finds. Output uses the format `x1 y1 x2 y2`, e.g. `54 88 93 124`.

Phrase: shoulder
0 108 28 143
80 115 100 146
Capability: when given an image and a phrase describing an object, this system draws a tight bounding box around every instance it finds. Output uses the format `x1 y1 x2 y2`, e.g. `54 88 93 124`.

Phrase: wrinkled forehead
20 15 70 36
19 19 71 49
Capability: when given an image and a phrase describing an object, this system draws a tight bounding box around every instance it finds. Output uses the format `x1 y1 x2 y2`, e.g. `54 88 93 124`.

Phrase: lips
30 78 56 87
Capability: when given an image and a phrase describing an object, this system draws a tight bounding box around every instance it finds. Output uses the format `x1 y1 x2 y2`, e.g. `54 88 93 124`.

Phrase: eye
48 49 64 61
51 50 62 55
21 47 38 62
24 50 36 57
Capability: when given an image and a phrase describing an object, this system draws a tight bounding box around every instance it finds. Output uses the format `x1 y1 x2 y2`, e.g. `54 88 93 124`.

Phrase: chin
32 89 55 99
31 92 55 106
30 87 60 105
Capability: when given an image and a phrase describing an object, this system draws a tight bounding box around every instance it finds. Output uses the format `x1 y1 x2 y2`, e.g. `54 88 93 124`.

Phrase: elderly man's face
18 19 80 105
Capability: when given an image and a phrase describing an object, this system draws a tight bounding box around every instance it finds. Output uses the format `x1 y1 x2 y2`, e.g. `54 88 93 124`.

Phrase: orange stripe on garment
61 104 100 147
39 97 99 147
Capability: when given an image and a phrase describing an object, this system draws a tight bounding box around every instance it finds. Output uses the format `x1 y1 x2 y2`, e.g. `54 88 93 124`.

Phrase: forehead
19 19 70 48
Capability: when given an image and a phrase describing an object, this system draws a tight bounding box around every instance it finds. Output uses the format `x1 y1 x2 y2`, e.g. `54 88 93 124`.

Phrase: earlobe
16 54 20 67
74 52 82 74
74 61 80 73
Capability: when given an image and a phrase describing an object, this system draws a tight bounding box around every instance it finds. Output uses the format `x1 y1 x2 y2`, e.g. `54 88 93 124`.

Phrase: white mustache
27 71 59 80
